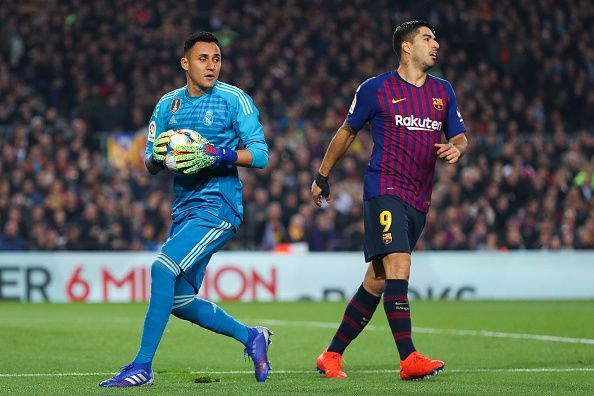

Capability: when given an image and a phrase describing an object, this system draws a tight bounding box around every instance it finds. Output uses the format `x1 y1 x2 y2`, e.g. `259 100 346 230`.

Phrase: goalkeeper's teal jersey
145 81 268 228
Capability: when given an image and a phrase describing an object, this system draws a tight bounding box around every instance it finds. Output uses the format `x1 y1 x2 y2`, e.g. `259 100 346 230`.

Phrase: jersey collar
392 70 430 88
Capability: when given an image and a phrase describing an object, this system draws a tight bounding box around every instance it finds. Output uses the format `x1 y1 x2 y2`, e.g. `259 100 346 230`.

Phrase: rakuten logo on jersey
395 115 442 132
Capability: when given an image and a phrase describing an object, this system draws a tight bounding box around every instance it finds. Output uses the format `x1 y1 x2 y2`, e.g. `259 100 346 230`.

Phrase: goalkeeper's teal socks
133 262 176 365
172 297 249 345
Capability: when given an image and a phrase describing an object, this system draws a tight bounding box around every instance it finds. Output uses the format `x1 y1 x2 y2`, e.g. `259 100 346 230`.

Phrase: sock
172 297 250 345
383 279 416 360
133 262 176 365
327 284 381 355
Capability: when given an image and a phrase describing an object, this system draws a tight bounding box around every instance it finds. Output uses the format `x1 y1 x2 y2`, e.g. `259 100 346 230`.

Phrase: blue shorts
155 210 236 293
363 195 426 262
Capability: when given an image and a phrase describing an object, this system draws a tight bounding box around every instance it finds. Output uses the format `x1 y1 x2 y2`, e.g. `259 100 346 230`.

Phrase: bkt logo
395 115 442 132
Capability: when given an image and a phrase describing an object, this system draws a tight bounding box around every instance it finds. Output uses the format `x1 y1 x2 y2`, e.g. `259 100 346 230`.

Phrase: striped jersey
346 71 465 213
145 81 268 227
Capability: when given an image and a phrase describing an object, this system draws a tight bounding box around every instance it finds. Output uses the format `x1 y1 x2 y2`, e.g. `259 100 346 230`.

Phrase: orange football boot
399 352 445 380
316 349 347 378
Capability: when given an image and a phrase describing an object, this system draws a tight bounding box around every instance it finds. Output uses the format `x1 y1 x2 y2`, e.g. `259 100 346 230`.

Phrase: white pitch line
0 372 113 377
1 368 593 377
414 327 594 345
450 368 594 373
247 319 594 345
190 368 594 375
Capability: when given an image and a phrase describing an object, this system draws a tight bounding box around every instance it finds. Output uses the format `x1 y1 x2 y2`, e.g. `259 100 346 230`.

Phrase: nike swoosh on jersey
392 98 407 104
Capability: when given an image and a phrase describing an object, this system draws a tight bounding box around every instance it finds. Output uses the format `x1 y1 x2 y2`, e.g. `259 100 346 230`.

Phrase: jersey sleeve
231 92 269 168
345 78 377 132
443 81 466 139
144 97 167 159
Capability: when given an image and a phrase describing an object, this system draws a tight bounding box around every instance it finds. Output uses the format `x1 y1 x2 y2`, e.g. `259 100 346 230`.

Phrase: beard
419 56 435 72
412 53 435 72
421 61 434 72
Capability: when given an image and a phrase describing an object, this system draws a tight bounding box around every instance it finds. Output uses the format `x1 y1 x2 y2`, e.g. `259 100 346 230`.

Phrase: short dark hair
392 20 435 60
183 31 220 54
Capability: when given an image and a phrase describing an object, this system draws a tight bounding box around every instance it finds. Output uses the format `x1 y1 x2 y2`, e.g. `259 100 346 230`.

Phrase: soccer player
312 21 468 381
100 32 271 387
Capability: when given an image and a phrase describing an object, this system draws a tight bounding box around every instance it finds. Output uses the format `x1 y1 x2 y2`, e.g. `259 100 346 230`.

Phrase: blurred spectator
284 213 309 244
0 221 26 251
261 201 286 251
309 211 340 251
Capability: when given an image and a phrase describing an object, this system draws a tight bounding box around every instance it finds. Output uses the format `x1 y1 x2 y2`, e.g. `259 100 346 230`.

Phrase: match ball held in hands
164 129 200 173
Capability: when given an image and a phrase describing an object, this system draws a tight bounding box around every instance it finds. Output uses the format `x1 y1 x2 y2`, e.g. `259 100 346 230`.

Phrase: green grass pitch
1 301 593 395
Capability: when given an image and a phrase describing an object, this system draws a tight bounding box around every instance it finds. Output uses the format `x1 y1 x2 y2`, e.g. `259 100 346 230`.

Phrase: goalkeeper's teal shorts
156 210 236 291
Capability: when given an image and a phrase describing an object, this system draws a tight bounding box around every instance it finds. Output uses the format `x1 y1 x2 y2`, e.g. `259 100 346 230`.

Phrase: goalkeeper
100 32 270 387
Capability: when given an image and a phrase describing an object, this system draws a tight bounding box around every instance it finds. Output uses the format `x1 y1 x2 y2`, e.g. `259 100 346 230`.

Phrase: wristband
315 172 330 197
205 144 238 164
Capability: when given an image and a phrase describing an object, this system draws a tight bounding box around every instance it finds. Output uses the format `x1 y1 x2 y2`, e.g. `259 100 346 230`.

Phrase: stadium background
0 1 593 394
0 0 593 252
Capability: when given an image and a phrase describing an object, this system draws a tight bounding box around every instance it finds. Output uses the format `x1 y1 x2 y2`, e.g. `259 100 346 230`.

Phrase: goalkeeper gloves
171 147 216 174
204 143 238 164
151 130 173 164
151 128 238 175
173 144 238 174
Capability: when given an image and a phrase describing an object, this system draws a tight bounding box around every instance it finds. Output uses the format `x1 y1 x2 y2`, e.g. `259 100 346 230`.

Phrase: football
164 129 203 173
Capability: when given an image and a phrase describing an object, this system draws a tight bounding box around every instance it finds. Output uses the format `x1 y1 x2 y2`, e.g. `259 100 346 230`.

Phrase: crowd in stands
1 0 593 252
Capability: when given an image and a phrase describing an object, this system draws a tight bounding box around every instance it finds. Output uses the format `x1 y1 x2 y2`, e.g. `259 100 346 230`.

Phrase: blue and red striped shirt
346 71 465 213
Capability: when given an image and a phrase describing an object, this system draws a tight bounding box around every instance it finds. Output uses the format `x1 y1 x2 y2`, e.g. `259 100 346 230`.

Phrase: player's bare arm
435 133 467 164
234 149 258 167
311 121 357 207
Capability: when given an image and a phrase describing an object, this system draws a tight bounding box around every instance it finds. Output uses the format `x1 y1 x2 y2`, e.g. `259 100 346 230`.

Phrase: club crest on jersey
432 98 444 111
203 110 213 126
170 99 182 114
382 232 392 244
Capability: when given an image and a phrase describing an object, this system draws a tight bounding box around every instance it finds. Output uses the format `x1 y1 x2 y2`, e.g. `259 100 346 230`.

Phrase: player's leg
167 212 272 382
99 256 180 387
172 254 252 345
383 253 443 380
100 215 188 387
382 252 415 358
327 262 384 354
316 262 384 378
380 198 444 380
172 266 272 383
317 196 399 379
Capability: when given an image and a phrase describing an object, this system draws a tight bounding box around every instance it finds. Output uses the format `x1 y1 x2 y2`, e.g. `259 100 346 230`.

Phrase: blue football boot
99 362 153 387
244 326 273 382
